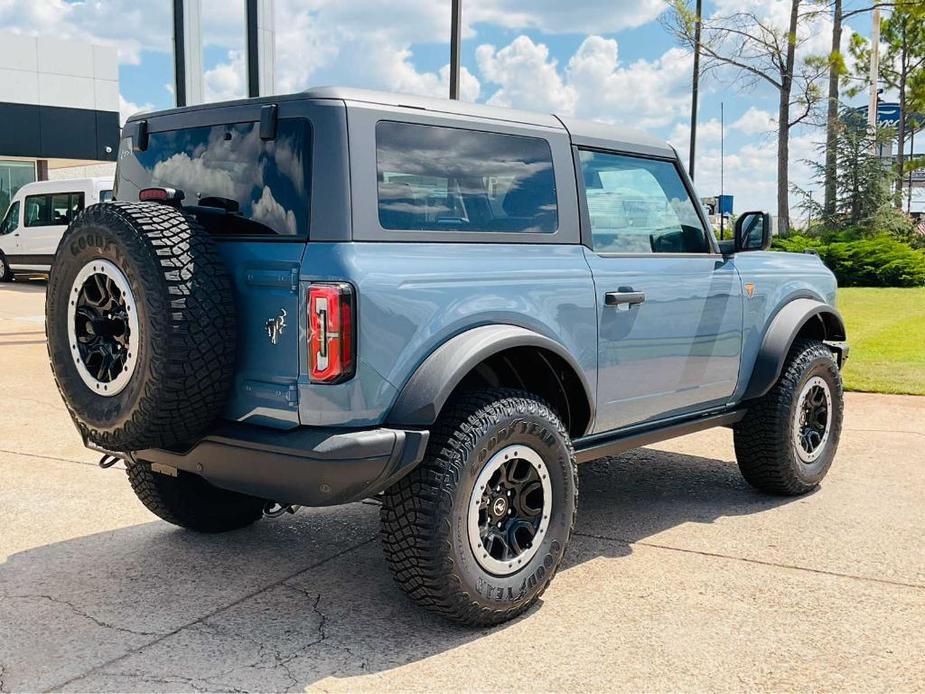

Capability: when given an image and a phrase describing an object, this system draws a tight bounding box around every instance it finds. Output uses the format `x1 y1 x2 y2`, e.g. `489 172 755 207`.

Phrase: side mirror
734 211 772 253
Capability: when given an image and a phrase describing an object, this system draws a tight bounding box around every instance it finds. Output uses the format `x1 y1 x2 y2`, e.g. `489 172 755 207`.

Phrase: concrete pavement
1 278 923 692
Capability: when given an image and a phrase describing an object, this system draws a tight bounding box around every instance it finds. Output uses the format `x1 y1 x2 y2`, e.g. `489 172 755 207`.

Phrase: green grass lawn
837 287 925 395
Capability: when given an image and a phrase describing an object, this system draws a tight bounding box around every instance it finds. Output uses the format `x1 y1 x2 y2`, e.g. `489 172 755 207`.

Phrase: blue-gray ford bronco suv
46 88 848 626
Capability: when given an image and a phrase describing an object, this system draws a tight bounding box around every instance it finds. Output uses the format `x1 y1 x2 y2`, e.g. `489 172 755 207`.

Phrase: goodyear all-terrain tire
734 338 844 495
126 460 264 533
380 389 578 627
46 201 236 452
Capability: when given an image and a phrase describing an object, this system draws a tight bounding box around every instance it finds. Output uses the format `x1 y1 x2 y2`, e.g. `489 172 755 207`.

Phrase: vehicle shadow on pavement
0 448 798 692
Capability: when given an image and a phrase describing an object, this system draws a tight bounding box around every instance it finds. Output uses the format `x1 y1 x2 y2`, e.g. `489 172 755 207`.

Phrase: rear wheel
126 460 265 533
734 338 844 495
380 389 577 626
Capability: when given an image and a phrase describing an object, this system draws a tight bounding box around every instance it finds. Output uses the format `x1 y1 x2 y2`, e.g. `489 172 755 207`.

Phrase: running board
573 410 746 464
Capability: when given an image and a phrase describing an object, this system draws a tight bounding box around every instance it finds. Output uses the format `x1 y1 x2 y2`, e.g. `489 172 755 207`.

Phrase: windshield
0 201 18 234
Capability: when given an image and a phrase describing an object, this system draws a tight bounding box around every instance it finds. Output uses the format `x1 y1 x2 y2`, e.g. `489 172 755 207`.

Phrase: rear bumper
137 423 430 507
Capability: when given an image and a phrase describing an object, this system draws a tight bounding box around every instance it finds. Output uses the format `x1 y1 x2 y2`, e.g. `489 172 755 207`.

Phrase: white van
0 177 113 281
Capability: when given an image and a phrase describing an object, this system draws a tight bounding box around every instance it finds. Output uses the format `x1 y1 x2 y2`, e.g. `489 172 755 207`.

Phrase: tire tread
380 388 577 627
734 338 843 495
47 201 236 451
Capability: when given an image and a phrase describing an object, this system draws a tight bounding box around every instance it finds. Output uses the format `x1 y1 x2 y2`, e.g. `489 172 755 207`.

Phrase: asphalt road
1 278 923 693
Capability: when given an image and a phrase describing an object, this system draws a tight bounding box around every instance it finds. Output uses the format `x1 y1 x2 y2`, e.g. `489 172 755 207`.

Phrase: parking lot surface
1 279 923 692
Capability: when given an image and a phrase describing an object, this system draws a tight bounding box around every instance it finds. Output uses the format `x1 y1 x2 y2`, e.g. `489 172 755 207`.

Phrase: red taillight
308 282 355 383
139 187 184 203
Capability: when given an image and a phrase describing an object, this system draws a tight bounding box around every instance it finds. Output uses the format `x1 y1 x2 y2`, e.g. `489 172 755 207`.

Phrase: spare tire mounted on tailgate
46 201 236 452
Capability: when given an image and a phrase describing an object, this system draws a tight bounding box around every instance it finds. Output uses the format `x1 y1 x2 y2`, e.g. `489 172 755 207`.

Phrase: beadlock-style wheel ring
66 259 139 397
467 444 553 576
793 375 833 463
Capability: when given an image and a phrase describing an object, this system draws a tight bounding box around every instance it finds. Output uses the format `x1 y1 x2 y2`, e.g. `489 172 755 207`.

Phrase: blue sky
3 0 908 213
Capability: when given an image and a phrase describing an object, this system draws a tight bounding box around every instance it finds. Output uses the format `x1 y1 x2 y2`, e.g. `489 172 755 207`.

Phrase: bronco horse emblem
266 308 287 345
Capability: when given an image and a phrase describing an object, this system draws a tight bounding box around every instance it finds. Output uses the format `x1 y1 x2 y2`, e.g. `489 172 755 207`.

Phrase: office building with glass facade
0 33 119 218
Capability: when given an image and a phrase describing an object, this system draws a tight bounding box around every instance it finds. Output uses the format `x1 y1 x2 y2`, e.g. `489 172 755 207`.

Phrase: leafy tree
848 0 925 205
795 108 906 231
666 0 828 235
822 2 896 217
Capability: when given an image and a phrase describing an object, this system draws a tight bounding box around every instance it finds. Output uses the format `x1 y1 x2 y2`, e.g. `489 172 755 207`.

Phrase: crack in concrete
279 584 373 678
573 531 925 590
93 589 340 693
94 671 215 693
845 427 925 438
197 618 300 692
0 448 102 468
265 586 332 692
2 592 167 638
46 536 377 693
0 663 6 693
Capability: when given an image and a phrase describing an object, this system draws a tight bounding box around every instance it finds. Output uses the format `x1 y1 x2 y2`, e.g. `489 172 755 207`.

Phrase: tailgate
216 240 306 429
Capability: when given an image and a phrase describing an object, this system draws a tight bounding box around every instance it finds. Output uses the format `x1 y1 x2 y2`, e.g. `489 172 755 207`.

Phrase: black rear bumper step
137 423 429 507
573 410 745 464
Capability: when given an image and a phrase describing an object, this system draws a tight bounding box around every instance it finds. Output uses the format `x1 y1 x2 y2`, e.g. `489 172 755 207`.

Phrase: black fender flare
386 324 595 430
743 298 847 401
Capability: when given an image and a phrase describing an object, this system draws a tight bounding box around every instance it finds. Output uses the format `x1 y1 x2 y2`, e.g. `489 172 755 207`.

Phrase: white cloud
118 93 152 126
731 107 775 135
673 126 822 221
203 50 247 103
476 35 693 129
468 0 667 35
670 118 723 147
476 36 574 112
704 0 859 93
0 0 171 64
272 0 477 101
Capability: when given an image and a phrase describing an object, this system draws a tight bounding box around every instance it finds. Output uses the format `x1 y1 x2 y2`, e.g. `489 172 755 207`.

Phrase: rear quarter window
376 121 557 234
116 119 311 237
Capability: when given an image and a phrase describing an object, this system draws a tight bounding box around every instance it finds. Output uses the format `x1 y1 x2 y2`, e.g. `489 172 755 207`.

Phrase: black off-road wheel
46 201 236 452
0 252 13 282
127 460 265 533
734 338 844 495
380 389 578 627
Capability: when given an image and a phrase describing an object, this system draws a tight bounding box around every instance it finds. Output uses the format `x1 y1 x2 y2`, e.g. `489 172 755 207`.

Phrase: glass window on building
0 161 36 220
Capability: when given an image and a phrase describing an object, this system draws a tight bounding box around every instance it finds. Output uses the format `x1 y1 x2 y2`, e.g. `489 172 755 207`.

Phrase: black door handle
604 290 646 307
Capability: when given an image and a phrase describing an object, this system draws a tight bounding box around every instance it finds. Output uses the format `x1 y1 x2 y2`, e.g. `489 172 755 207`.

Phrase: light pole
868 7 881 149
688 0 703 179
449 0 462 100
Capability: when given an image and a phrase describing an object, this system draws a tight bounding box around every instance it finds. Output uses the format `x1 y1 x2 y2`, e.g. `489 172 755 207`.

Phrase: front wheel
734 338 844 495
380 389 577 627
0 252 13 282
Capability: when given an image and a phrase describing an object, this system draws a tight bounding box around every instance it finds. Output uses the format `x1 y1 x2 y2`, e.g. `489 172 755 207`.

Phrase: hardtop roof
306 87 675 157
125 86 676 159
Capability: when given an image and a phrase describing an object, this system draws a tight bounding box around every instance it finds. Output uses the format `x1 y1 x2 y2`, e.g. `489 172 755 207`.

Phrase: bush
773 234 925 287
772 235 827 253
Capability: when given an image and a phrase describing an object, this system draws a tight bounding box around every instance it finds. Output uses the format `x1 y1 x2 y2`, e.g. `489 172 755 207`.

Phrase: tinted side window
0 201 18 234
376 121 557 233
117 119 311 237
579 150 709 254
24 195 49 227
